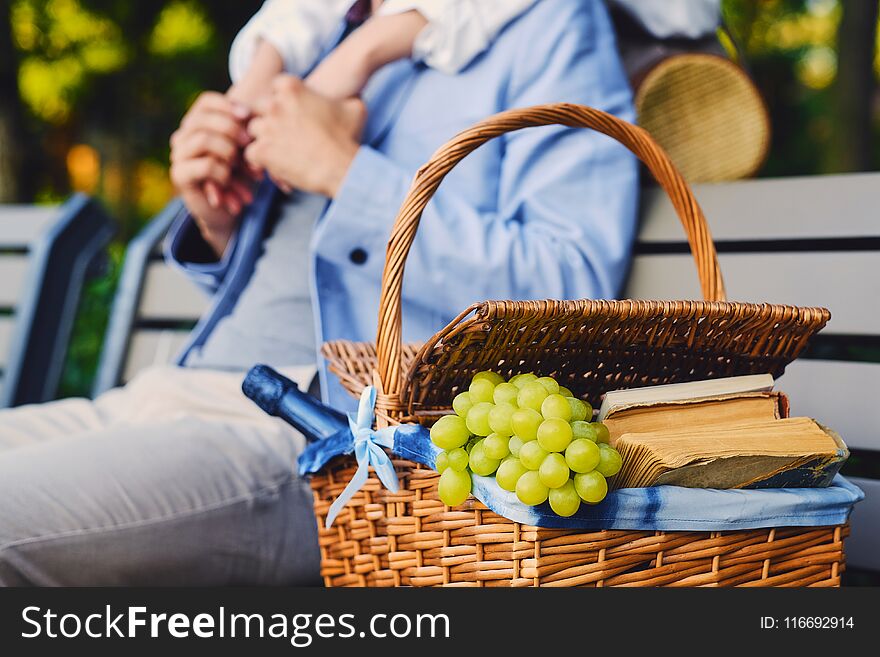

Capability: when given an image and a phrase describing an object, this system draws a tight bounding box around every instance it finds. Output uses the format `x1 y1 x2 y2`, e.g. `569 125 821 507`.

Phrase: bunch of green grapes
429 371 623 516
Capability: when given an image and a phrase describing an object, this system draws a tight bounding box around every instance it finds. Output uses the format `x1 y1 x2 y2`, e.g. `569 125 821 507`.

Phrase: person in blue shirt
0 0 636 585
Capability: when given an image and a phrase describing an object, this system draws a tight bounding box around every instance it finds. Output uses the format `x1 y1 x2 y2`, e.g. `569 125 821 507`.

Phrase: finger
246 161 263 180
170 156 231 190
219 177 251 212
227 176 254 205
204 181 221 209
202 112 252 145
182 110 250 145
190 91 237 116
243 142 264 171
247 117 267 140
170 130 239 164
228 101 251 121
222 191 241 217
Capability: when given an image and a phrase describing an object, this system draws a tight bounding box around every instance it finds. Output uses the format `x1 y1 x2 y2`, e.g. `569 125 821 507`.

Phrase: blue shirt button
349 248 368 265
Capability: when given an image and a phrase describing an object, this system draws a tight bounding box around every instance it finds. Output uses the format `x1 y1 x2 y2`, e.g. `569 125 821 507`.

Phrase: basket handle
376 103 726 395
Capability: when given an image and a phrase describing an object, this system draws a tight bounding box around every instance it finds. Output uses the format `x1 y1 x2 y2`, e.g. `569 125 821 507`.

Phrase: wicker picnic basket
316 104 845 587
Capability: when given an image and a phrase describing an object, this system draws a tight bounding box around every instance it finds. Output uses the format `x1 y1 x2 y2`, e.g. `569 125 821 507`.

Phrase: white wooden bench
633 172 880 577
99 174 879 578
0 195 114 406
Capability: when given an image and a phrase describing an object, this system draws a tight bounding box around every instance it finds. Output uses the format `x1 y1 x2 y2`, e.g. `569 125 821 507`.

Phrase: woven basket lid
636 54 770 183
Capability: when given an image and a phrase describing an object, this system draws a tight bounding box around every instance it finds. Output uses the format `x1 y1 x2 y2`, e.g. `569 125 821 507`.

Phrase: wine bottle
241 364 348 443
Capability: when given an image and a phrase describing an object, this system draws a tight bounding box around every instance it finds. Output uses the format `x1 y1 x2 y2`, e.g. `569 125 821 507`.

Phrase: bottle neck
242 365 348 442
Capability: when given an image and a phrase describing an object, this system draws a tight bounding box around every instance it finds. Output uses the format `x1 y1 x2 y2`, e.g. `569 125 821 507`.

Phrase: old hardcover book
611 418 848 490
598 374 775 421
603 391 790 444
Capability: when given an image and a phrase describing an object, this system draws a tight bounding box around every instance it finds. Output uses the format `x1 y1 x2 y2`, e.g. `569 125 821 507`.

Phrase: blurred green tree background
1 0 878 396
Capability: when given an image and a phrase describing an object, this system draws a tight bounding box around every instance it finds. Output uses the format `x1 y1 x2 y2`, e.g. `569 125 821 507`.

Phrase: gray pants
0 366 321 586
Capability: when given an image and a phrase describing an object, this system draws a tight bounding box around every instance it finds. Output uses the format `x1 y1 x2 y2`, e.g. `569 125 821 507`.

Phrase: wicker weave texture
312 460 846 588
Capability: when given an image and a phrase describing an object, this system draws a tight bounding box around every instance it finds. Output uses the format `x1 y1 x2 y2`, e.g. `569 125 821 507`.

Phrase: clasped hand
170 76 365 256
246 76 365 198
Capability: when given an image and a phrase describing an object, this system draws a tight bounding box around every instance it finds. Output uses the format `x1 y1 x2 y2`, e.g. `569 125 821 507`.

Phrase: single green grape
558 385 574 398
592 422 611 444
452 392 474 418
537 418 573 453
596 443 623 477
571 420 599 442
516 471 550 506
508 435 525 457
465 401 494 436
468 440 501 476
473 371 505 386
583 400 594 420
541 394 573 421
509 373 538 389
536 376 560 394
488 402 516 437
469 378 496 404
492 382 520 406
438 468 471 506
517 381 549 412
574 471 608 504
435 450 450 473
549 479 581 517
564 438 601 473
538 452 571 489
495 458 528 492
519 440 549 470
430 415 471 449
447 447 470 472
566 397 589 422
510 407 543 441
483 432 511 460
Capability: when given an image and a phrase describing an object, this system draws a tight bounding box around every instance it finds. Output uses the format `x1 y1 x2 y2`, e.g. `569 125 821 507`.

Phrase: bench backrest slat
123 328 194 384
0 255 30 310
638 172 880 242
775 360 879 451
0 206 57 246
627 252 880 335
139 261 209 322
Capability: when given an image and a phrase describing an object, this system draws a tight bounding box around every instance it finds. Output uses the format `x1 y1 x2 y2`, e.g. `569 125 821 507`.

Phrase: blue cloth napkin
298 416 863 532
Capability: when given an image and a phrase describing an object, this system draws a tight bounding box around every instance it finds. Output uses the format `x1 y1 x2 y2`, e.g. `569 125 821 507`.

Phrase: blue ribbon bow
324 386 399 528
